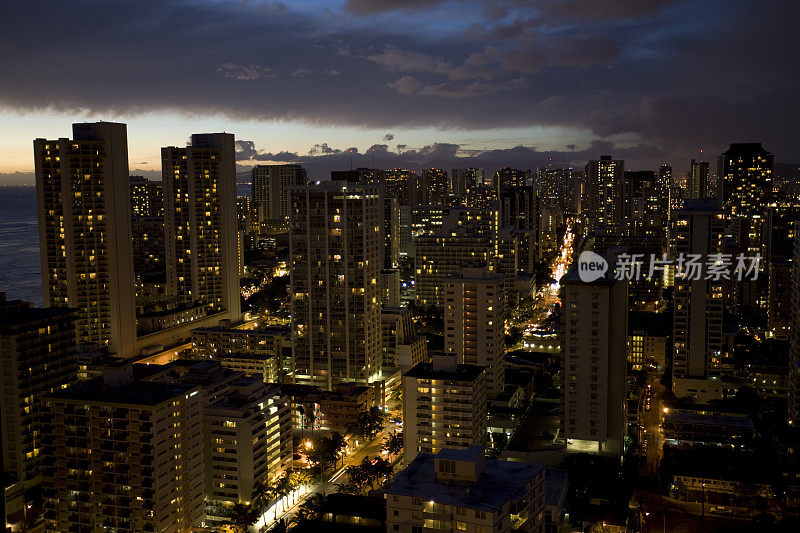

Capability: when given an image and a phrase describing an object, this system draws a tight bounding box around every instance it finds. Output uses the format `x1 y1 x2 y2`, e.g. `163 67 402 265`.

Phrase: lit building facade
1 296 77 530
402 356 487 464
34 122 137 356
585 156 624 235
129 175 163 218
561 264 627 457
289 181 382 389
251 164 307 233
386 447 546 533
203 379 291 506
444 267 506 399
162 133 241 321
42 369 205 532
672 200 727 399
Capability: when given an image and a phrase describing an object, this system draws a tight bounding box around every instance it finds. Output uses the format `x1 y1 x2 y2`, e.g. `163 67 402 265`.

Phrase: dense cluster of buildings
4 120 800 531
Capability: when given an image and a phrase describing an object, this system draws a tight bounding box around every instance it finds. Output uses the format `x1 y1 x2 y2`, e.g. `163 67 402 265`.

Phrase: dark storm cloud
344 0 455 15
1 0 799 166
235 138 672 181
346 0 678 20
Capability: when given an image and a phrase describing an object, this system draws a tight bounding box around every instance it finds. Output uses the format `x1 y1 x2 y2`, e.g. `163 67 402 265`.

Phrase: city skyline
4 1 800 532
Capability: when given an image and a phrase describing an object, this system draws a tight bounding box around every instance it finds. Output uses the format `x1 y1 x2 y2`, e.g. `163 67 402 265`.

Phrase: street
640 371 666 477
509 223 574 351
252 420 402 531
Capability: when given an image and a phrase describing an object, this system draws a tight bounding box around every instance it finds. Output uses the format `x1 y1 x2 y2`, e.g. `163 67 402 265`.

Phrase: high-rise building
414 206 516 310
382 196 400 269
131 216 165 279
34 122 137 356
460 184 498 209
380 268 401 307
623 170 667 239
672 200 727 400
251 164 307 233
561 263 627 456
658 164 673 216
766 206 800 336
451 168 482 198
402 355 487 464
718 143 774 219
495 167 527 194
718 143 774 314
203 378 291 506
790 229 800 422
444 267 506 399
162 133 241 321
539 166 577 212
585 156 624 235
129 176 163 218
658 164 673 188
421 168 449 206
1 296 77 530
289 181 382 389
540 202 564 256
386 447 546 533
237 194 254 233
384 169 416 205
414 233 491 308
501 186 539 273
688 159 709 199
381 307 427 374
42 367 205 532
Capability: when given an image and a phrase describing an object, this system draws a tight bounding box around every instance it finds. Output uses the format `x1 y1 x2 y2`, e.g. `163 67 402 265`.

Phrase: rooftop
49 377 196 406
404 361 486 382
560 262 615 285
436 446 484 462
545 469 569 508
0 294 76 330
385 451 544 512
664 410 754 429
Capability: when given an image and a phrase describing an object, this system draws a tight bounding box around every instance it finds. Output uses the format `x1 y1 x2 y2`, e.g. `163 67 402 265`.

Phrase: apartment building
386 446 546 533
402 355 487 464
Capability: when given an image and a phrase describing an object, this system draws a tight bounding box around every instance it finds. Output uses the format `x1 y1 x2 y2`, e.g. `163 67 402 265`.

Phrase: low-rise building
192 325 288 362
216 352 280 382
544 469 569 533
662 409 755 448
627 330 667 369
280 383 375 434
385 446 546 533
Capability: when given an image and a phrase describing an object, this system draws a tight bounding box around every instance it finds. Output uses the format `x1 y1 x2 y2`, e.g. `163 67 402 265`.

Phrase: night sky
1 0 798 182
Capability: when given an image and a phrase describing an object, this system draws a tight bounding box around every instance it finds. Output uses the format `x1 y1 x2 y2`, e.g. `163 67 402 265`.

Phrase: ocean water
0 186 42 306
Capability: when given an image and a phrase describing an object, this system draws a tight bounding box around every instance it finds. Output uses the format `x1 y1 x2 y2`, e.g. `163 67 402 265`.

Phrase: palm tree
275 471 291 512
306 409 316 440
328 431 347 466
225 503 258 533
372 457 394 487
269 518 288 533
382 432 403 456
304 492 326 519
288 468 311 505
252 479 275 526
